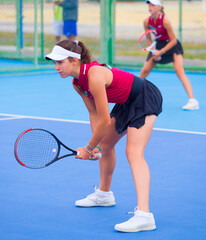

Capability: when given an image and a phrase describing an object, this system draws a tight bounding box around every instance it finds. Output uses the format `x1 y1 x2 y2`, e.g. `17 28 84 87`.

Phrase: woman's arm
154 16 177 57
86 66 112 149
72 67 112 159
72 79 98 134
143 17 149 31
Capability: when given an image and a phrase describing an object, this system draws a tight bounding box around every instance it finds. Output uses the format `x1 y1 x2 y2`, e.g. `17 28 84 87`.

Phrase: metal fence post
34 0 38 68
16 0 20 57
100 0 115 64
179 0 182 42
40 0 44 60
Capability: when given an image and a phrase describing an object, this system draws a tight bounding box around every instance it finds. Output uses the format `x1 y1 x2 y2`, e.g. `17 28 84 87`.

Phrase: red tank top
73 61 134 104
148 14 169 41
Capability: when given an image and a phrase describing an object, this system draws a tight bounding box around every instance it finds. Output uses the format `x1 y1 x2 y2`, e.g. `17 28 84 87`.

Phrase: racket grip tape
76 151 102 159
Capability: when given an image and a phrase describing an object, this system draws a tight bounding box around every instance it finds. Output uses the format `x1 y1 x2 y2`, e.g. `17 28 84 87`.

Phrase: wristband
87 144 95 150
85 147 92 154
96 146 102 152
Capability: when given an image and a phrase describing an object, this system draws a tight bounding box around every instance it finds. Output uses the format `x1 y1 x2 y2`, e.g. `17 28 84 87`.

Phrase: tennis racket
14 128 102 169
138 29 157 53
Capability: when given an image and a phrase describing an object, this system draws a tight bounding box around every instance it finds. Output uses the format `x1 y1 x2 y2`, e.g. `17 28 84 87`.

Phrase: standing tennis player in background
45 39 162 233
139 0 199 110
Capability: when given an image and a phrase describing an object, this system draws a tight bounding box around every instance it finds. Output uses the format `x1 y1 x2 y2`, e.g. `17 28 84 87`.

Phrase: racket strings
16 130 59 168
139 31 156 50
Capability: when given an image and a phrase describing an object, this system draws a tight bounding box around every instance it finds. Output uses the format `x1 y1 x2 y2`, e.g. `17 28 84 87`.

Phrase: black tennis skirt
146 39 184 64
110 76 163 134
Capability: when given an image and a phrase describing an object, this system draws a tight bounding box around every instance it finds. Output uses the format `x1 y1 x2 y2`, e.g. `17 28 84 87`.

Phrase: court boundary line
0 115 24 121
1 113 206 136
0 117 23 121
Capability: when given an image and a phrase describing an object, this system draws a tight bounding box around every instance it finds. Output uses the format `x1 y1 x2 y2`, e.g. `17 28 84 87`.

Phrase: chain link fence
0 0 205 72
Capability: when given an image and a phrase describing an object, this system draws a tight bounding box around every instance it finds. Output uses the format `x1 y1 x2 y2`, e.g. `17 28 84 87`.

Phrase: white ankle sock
96 188 111 197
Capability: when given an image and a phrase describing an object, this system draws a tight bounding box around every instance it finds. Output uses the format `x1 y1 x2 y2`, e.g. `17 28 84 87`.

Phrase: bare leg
98 118 125 191
173 54 194 98
126 115 157 213
139 57 156 79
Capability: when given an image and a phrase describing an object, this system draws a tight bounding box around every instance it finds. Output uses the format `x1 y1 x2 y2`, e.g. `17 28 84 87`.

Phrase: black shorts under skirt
146 39 184 64
110 76 163 134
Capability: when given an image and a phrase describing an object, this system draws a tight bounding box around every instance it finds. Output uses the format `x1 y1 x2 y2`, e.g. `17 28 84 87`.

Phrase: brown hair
160 6 165 14
56 40 93 64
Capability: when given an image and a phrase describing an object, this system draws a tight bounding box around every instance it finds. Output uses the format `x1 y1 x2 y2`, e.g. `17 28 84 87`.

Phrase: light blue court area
0 68 206 132
0 58 34 69
0 67 206 240
0 58 51 74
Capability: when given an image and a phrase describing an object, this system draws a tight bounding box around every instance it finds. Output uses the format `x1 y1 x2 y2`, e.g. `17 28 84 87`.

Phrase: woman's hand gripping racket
14 128 102 169
138 29 157 53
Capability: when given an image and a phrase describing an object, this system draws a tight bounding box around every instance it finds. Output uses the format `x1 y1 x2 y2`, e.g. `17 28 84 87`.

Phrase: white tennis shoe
182 98 199 110
114 207 156 233
75 186 116 207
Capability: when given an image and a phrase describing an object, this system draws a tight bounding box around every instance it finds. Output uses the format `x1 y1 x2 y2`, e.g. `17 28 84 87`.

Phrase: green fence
0 0 205 73
0 0 44 69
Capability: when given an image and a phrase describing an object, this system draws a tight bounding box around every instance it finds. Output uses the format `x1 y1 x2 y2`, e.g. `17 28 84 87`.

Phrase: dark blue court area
0 67 206 240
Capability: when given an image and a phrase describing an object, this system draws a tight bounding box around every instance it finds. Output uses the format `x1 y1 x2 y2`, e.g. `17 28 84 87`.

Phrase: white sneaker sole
75 202 116 207
114 224 156 233
182 106 199 110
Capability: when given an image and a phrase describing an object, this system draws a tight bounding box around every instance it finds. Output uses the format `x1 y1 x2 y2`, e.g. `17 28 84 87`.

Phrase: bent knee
126 147 144 162
100 142 115 156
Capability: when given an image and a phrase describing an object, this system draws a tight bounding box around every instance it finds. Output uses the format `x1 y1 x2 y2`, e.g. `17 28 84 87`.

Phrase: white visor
146 0 162 6
45 45 81 60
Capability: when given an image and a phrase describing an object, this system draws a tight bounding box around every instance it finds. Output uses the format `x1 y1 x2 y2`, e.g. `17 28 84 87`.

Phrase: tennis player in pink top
45 39 162 232
139 0 199 110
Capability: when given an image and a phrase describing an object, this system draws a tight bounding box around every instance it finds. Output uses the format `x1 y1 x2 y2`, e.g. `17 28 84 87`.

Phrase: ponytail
160 6 165 14
78 41 93 64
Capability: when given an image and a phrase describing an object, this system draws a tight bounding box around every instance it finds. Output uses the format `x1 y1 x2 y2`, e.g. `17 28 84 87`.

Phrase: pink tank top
73 61 134 104
148 14 169 41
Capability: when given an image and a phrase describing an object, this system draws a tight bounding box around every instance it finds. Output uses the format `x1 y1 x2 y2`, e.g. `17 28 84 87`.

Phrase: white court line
1 113 206 136
0 116 24 121
0 113 90 124
153 127 206 136
0 117 23 121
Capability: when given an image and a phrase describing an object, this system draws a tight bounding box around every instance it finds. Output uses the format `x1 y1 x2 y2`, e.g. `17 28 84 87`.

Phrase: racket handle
76 151 102 159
